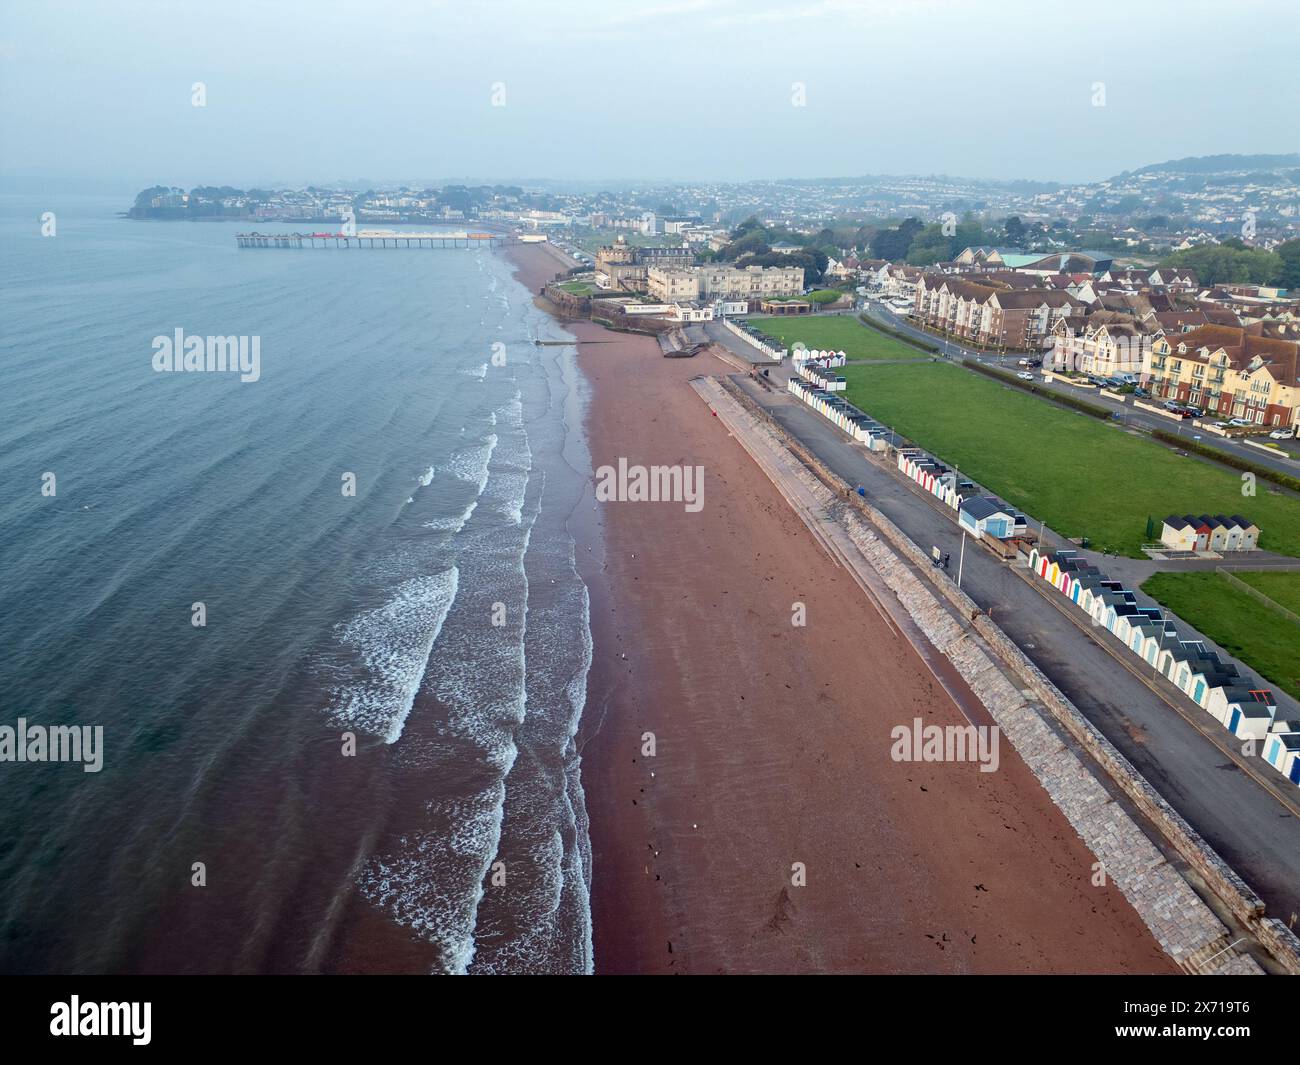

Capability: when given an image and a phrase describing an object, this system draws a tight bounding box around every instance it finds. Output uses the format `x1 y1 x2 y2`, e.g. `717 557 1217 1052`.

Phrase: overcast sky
2 0 1296 193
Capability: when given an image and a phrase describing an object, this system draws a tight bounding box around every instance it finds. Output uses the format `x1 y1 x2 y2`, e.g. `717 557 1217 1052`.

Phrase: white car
1269 428 1295 440
1016 372 1034 381
1228 418 1253 427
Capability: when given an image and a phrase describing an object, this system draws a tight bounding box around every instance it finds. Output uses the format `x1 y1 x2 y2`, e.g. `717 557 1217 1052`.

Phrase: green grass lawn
744 315 926 361
1235 570 1300 616
557 280 596 295
1140 571 1300 701
839 361 1300 558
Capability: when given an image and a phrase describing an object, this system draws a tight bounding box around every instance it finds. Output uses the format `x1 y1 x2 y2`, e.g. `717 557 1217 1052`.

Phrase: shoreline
499 239 1176 974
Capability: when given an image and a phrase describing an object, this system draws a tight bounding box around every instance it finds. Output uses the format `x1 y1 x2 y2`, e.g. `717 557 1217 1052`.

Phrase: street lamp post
956 531 967 590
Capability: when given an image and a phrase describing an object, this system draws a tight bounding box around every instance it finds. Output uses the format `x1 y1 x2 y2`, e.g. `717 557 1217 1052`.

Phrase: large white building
647 263 804 303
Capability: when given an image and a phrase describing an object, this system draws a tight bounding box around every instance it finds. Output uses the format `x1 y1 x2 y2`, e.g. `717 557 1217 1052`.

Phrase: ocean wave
326 568 459 744
443 433 498 495
424 498 479 534
357 783 510 975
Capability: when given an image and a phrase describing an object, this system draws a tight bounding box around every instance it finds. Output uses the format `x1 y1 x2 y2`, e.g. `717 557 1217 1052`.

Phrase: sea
0 195 596 974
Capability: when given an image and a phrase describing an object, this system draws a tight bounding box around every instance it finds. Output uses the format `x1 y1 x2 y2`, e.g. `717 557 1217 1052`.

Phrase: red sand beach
505 242 1177 975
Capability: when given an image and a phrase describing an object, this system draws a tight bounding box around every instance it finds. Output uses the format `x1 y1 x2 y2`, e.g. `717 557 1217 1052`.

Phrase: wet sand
504 242 1177 974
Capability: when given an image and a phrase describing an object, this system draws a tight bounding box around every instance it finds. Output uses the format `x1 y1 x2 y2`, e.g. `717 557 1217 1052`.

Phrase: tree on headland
133 185 183 207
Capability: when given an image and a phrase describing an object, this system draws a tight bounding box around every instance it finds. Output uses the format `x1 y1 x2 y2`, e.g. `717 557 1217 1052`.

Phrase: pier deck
236 230 506 249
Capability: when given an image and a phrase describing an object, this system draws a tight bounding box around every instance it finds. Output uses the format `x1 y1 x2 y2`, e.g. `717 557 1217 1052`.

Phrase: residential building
913 274 1083 349
1143 324 1300 428
647 263 803 303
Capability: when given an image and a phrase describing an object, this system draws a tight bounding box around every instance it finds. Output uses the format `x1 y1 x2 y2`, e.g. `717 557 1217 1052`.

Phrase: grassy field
744 315 926 361
1235 570 1300 616
1140 571 1300 701
839 361 1300 558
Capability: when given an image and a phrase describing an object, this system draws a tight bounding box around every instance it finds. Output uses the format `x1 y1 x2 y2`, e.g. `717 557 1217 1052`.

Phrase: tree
870 217 923 261
1274 240 1300 289
1003 215 1026 246
904 224 952 266
1159 242 1283 286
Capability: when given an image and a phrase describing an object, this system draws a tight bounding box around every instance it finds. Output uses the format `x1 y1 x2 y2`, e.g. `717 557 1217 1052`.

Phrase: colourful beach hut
1264 731 1300 786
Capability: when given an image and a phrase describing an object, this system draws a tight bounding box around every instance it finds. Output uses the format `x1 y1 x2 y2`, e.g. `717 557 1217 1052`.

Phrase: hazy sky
2 0 1297 192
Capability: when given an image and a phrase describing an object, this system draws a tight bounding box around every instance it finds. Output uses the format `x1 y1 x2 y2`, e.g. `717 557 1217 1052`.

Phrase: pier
236 229 506 249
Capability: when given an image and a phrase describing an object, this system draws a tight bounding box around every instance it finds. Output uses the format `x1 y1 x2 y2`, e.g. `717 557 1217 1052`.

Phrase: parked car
1184 405 1203 417
1163 400 1182 411
1269 428 1295 439
1016 371 1034 381
1229 418 1253 427
1133 387 1150 398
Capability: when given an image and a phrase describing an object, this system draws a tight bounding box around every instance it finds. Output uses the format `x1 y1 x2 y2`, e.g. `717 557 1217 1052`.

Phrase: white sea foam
357 782 510 974
424 498 479 534
327 568 459 744
417 465 435 487
443 433 497 494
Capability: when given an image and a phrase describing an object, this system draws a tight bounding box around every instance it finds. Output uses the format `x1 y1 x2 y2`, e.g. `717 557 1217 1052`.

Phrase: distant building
646 263 804 303
594 236 693 292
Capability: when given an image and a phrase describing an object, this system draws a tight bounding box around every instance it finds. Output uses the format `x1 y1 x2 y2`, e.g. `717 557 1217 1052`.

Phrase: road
716 361 1300 924
860 301 1300 478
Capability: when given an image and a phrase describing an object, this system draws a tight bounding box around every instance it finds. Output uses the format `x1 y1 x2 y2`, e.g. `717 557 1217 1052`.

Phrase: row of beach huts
723 318 786 361
787 374 893 449
895 450 1030 549
791 347 847 365
786 374 1035 556
794 358 847 391
1030 548 1300 788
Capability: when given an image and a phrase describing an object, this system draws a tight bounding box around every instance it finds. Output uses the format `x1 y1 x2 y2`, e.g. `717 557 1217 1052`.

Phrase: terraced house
1049 316 1156 374
912 273 1083 349
1143 324 1300 428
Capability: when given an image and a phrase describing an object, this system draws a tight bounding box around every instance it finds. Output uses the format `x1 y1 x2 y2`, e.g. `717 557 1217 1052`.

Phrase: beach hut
1091 596 1114 631
1161 515 1212 553
1075 578 1101 613
1263 731 1300 786
1231 516 1259 551
1160 516 1196 552
1198 515 1231 553
1207 682 1274 731
958 497 1014 541
1112 603 1143 643
1225 698 1276 741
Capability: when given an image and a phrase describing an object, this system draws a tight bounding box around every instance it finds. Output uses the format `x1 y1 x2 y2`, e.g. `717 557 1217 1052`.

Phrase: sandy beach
504 242 1176 975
